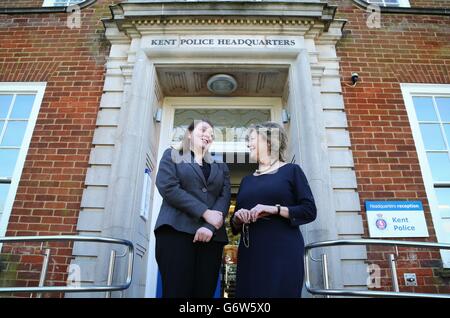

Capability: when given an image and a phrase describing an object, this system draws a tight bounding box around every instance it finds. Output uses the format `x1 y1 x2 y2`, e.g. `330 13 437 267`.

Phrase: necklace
254 159 279 176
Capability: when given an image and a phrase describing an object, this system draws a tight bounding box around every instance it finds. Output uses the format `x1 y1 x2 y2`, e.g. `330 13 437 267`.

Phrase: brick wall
408 0 450 8
0 0 116 297
0 1 45 8
334 0 450 293
0 0 449 298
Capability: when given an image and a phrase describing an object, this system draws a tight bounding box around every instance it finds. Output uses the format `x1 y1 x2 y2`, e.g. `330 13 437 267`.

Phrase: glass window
442 220 450 244
384 0 400 5
43 0 84 7
413 97 437 122
0 84 44 237
0 183 9 214
427 153 450 182
1 121 28 147
435 188 450 218
172 109 271 143
419 124 446 150
0 95 13 118
10 95 35 119
436 97 450 122
0 149 20 178
366 0 410 8
403 84 450 267
444 125 450 145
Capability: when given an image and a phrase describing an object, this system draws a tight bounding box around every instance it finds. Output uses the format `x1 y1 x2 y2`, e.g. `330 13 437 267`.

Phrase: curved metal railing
0 235 134 295
304 239 450 298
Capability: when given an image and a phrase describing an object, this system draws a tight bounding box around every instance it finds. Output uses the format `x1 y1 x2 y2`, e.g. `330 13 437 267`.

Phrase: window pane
435 188 450 218
384 0 400 6
47 0 83 6
442 220 450 244
441 219 450 243
1 121 28 147
436 97 450 122
445 125 450 146
427 152 450 182
413 97 437 121
419 124 446 150
172 109 271 143
0 95 13 118
0 120 4 135
367 0 400 6
0 183 10 213
0 149 20 178
10 95 35 119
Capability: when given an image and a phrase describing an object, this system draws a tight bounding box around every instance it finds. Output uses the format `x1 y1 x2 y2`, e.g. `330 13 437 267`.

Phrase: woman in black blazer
154 119 231 298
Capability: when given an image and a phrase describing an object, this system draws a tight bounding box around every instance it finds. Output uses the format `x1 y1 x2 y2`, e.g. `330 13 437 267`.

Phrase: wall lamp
282 109 290 123
153 108 162 123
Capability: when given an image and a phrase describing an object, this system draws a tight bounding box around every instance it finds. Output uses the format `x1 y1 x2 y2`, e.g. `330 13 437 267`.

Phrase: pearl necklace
254 159 279 176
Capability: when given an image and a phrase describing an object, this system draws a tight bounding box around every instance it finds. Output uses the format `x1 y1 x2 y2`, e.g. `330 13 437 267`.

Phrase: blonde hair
247 121 288 162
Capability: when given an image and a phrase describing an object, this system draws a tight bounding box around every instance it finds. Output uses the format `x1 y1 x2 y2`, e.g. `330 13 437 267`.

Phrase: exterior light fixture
282 109 290 123
207 74 238 95
154 108 162 122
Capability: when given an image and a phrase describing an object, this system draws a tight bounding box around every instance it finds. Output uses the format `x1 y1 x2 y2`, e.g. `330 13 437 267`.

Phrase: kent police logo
375 213 387 230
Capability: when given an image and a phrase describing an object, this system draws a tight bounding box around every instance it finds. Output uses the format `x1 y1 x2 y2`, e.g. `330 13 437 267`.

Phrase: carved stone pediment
103 0 342 37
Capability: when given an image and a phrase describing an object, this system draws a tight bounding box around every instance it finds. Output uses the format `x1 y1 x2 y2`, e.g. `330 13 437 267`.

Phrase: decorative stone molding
102 0 341 38
72 0 369 298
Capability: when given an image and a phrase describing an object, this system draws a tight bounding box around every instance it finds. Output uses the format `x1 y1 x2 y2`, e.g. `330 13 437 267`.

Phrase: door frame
144 96 283 297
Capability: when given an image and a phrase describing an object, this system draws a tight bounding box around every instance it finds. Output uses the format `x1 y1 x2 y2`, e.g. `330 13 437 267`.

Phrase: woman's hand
233 209 252 224
250 204 277 221
202 209 224 230
193 227 213 243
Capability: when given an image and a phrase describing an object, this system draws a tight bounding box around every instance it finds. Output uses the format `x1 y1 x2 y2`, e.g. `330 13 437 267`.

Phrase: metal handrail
304 239 450 298
0 235 134 294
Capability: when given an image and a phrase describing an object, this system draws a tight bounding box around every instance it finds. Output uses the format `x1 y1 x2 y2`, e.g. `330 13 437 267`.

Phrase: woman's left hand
249 204 277 222
193 227 213 243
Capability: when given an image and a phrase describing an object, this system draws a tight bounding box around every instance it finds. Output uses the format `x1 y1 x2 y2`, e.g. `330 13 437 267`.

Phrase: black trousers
155 225 224 298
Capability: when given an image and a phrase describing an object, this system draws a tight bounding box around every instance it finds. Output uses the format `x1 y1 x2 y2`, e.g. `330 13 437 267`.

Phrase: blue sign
365 201 429 238
365 201 423 211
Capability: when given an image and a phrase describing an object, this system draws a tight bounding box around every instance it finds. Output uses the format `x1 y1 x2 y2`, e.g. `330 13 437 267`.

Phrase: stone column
289 48 343 296
95 49 156 298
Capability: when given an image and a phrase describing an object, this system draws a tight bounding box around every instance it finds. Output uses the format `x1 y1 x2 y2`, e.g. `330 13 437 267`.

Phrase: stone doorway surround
69 1 366 298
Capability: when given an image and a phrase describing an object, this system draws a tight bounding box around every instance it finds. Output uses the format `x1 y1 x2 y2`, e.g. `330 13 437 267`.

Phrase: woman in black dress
230 122 317 298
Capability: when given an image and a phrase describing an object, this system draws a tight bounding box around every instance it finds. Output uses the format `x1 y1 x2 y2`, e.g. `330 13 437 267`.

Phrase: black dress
231 163 317 298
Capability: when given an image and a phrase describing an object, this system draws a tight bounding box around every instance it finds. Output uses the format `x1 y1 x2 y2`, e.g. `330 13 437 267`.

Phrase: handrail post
105 250 116 298
303 239 450 298
388 253 400 292
36 248 51 298
0 235 133 295
321 254 330 298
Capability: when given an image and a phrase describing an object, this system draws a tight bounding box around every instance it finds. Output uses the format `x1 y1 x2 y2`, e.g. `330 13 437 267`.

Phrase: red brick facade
333 0 450 293
0 0 449 297
0 0 114 296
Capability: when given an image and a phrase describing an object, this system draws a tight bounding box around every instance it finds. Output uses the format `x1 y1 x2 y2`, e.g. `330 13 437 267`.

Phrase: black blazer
154 147 231 243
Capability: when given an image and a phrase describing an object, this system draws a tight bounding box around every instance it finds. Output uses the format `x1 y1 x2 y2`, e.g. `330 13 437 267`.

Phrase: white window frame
401 83 450 268
163 97 281 154
42 0 83 7
366 0 411 8
0 82 47 239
